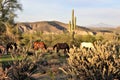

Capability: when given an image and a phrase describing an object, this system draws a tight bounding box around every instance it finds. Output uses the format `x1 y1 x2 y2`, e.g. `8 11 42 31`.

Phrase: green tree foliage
0 0 22 22
0 0 22 33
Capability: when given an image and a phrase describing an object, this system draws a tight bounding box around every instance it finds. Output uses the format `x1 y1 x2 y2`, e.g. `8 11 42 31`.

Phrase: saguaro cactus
68 9 77 41
68 9 76 32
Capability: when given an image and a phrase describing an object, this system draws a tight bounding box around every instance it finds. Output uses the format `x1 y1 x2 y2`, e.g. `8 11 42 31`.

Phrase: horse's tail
44 44 47 50
32 42 34 49
31 41 35 49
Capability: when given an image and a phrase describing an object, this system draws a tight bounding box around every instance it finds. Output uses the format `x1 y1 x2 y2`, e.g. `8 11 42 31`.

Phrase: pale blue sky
15 0 120 26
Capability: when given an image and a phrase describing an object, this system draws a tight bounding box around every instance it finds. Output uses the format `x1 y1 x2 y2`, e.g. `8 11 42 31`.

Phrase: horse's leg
57 49 59 53
57 48 61 56
0 49 2 55
67 47 69 53
6 48 9 55
4 49 7 55
64 49 66 54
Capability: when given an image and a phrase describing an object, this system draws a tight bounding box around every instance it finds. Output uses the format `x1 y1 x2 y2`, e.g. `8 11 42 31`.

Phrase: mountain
113 26 120 33
87 23 120 34
17 21 67 33
17 21 94 35
87 23 115 28
116 26 120 30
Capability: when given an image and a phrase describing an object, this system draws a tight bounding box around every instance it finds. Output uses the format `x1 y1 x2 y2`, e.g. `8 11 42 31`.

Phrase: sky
15 0 120 27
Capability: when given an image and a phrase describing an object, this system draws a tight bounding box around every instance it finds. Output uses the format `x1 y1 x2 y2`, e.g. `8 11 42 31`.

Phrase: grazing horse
6 42 17 54
53 43 69 53
33 41 47 50
80 42 95 50
0 45 6 55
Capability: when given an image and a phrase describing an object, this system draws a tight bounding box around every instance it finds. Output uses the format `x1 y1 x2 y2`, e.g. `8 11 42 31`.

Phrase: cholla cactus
60 40 120 80
0 49 43 80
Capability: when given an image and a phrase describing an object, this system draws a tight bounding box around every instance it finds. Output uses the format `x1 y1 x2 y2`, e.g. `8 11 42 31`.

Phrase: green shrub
80 35 96 42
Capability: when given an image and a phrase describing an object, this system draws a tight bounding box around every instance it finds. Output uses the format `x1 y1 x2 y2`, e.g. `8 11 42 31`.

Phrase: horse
6 42 17 54
53 43 70 53
33 41 47 50
80 42 95 50
0 45 6 55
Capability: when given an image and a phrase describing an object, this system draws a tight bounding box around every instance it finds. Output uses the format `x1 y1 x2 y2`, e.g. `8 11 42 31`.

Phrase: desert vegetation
0 0 120 80
0 30 120 80
60 39 120 80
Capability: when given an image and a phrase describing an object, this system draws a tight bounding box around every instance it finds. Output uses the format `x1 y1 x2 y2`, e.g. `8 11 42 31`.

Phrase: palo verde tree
0 0 22 33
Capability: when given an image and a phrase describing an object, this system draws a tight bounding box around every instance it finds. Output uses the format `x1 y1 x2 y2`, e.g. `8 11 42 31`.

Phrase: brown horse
33 41 47 50
0 45 6 55
53 43 69 53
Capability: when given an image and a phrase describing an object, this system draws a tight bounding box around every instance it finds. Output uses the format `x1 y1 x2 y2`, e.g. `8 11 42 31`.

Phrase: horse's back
57 43 69 49
53 42 69 53
33 41 47 50
80 42 95 49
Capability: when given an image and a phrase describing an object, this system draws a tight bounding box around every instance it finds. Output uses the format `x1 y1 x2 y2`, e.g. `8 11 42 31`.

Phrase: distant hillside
112 26 120 34
17 21 94 35
87 23 115 28
17 21 66 33
115 26 120 31
89 26 120 34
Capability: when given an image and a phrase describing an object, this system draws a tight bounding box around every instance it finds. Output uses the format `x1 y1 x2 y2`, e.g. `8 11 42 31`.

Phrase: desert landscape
0 0 120 80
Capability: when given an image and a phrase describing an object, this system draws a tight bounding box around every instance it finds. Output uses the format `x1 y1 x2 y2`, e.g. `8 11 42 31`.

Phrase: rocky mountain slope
17 21 94 35
16 21 120 35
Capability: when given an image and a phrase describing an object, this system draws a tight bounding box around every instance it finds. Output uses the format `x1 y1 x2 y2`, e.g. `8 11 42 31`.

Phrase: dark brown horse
53 43 69 53
6 42 17 54
33 41 47 50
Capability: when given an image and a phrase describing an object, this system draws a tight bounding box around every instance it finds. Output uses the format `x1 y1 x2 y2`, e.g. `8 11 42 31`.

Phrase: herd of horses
0 41 95 55
33 41 70 53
